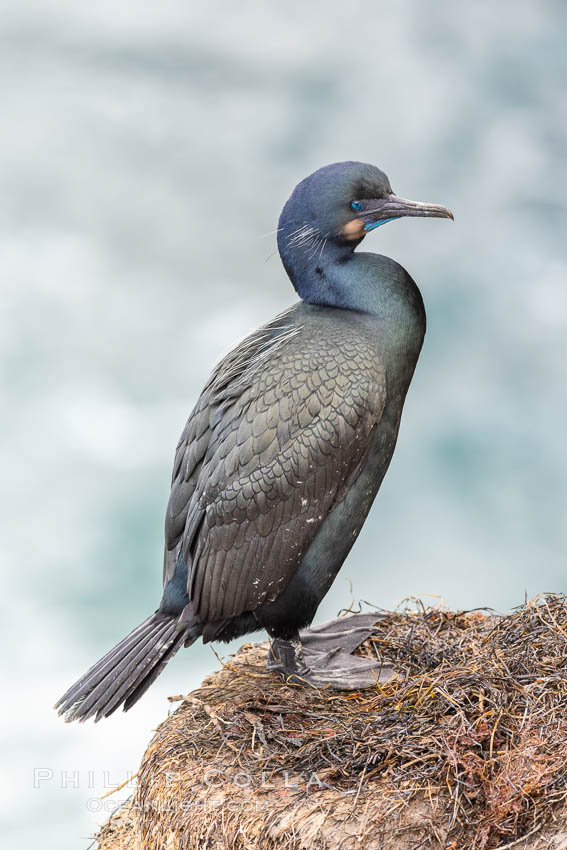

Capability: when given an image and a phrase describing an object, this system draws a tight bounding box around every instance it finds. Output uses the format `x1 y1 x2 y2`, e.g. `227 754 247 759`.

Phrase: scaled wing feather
163 306 386 623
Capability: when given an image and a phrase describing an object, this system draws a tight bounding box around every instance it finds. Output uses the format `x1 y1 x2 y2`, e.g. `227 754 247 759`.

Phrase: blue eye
351 200 363 212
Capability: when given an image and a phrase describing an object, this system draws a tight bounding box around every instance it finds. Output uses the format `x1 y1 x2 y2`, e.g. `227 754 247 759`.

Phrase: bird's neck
278 236 418 317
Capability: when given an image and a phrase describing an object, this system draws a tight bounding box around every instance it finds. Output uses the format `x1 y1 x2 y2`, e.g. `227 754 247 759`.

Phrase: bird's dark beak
362 194 454 232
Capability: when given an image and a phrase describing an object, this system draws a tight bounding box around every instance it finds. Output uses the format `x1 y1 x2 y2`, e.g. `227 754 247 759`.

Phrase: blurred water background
1 0 566 846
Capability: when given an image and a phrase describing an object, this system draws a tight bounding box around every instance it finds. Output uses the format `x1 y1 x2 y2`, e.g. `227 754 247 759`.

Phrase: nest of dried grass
95 595 567 850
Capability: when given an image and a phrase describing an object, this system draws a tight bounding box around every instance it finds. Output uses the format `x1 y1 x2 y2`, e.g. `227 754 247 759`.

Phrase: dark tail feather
55 612 200 722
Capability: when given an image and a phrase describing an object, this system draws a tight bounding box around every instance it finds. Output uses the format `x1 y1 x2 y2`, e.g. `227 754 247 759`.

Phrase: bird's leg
266 613 396 690
266 632 313 684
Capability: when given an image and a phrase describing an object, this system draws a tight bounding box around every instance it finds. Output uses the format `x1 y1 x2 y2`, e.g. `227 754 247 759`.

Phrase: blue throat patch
364 217 396 232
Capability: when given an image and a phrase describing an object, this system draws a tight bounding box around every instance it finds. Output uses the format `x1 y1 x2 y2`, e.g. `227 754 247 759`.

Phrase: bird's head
278 161 453 259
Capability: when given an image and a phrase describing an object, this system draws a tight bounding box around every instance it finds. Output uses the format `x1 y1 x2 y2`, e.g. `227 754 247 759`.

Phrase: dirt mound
94 596 567 849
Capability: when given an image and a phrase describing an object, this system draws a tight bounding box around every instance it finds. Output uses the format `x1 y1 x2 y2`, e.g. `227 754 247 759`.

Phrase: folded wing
164 307 386 623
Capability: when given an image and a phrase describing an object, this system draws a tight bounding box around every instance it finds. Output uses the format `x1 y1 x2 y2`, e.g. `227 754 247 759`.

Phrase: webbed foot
266 612 395 690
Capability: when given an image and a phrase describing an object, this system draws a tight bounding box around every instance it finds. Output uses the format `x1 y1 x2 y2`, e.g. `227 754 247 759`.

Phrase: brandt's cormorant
56 161 452 721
